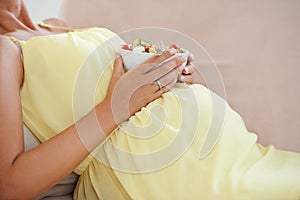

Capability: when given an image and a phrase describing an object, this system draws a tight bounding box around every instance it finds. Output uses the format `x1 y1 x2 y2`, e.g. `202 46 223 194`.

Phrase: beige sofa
59 0 300 152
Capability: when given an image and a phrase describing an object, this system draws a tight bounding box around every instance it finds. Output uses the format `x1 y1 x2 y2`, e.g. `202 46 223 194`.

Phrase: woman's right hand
104 49 186 125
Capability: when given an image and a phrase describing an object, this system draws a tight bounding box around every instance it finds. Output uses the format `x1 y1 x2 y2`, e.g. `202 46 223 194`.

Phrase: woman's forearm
1 99 117 200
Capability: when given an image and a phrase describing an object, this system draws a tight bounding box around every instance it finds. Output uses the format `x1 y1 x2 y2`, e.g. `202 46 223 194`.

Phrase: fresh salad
121 38 185 54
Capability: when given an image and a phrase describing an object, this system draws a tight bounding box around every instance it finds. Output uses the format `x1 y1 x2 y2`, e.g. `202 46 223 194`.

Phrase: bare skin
0 0 196 199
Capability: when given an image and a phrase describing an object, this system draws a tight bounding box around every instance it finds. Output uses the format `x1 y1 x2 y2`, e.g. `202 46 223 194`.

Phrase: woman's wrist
95 97 118 137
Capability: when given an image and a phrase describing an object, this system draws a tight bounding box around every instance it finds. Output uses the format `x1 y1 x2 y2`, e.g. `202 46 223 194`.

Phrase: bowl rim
118 46 188 55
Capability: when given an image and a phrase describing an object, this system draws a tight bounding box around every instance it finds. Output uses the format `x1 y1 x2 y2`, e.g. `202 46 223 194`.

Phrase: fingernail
182 67 189 74
114 52 119 58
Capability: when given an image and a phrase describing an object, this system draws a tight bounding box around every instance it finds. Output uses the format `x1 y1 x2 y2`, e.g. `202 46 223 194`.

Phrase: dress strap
6 35 20 43
37 22 75 32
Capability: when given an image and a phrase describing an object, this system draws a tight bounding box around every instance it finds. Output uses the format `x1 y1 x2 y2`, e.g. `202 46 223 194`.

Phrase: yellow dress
12 27 300 199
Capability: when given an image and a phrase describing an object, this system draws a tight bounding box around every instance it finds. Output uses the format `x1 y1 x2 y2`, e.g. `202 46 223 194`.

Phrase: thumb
113 52 125 76
107 52 124 97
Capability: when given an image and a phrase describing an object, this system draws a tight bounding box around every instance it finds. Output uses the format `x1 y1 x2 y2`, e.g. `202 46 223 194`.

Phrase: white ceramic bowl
119 47 189 71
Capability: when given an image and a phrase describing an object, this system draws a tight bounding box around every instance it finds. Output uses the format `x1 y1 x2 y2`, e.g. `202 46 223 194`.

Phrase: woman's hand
104 49 185 125
178 53 202 84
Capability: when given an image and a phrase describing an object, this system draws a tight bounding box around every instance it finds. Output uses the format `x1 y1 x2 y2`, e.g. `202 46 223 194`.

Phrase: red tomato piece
170 44 180 50
122 44 132 50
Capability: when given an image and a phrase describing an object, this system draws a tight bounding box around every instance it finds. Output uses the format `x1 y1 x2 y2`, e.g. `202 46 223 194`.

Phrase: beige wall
59 0 300 152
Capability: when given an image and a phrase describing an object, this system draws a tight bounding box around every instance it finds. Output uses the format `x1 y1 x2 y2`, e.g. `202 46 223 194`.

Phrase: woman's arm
0 36 184 199
0 36 114 199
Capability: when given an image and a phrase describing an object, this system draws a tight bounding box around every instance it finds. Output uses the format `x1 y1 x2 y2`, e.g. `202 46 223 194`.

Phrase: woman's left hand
178 53 202 84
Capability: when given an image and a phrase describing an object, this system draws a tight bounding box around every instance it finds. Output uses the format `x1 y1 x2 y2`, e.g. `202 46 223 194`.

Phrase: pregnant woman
0 0 299 199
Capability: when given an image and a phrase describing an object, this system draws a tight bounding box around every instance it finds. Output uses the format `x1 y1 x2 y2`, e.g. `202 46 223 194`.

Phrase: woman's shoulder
0 35 20 56
0 34 15 44
0 35 23 84
0 35 22 59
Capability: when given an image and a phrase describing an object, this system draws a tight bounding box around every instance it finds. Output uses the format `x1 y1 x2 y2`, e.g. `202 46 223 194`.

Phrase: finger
179 75 193 84
137 49 177 72
156 69 178 90
178 74 186 82
147 56 185 81
187 53 194 65
107 53 125 96
149 81 162 93
177 63 186 74
113 52 125 76
148 68 178 92
182 64 195 75
154 78 177 97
